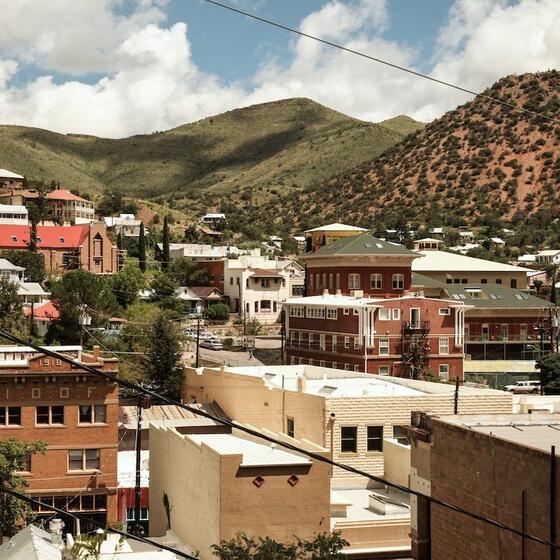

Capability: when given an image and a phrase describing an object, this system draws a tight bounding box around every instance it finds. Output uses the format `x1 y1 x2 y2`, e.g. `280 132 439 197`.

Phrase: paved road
183 337 282 367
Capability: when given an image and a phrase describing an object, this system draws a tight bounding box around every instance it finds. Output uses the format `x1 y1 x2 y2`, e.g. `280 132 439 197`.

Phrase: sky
0 0 559 137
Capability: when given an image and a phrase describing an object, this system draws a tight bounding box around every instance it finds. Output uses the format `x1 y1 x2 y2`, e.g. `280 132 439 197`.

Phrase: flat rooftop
223 365 508 398
437 413 560 454
186 433 311 467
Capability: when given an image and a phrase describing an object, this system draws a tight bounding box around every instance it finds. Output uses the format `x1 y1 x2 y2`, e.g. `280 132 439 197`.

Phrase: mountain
0 98 422 217
264 71 560 233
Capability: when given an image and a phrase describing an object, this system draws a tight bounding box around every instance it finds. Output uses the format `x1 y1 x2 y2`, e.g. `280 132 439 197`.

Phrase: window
36 406 64 425
501 324 509 341
308 333 313 349
439 364 449 381
0 406 21 426
336 273 340 290
290 306 304 318
439 308 451 316
298 332 303 347
439 337 449 355
326 308 338 320
343 308 350 315
393 426 410 445
379 308 390 321
320 360 326 367
370 274 382 289
287 417 295 438
230 277 233 285
367 426 383 452
379 338 389 356
17 454 32 472
69 449 100 471
378 366 389 375
353 309 359 316
331 335 337 351
344 336 350 349
481 278 488 284
392 308 401 320
496 279 502 285
320 334 326 351
340 427 358 453
354 365 360 371
354 337 361 349
254 301 259 313
79 405 107 424
392 274 404 290
348 274 360 290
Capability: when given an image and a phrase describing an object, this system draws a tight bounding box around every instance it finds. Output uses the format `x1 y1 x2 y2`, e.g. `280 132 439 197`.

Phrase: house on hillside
103 214 144 237
0 203 28 225
304 222 367 252
199 213 225 227
0 258 50 305
0 168 24 189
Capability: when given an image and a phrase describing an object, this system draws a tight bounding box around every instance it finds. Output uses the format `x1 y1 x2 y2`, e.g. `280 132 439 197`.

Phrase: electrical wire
200 0 560 125
0 488 197 560
1 331 559 550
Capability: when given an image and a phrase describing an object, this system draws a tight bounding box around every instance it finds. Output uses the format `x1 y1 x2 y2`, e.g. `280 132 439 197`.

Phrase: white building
156 243 261 262
103 214 144 237
223 256 303 323
535 249 560 265
0 258 50 304
200 212 226 226
0 204 28 225
0 168 24 189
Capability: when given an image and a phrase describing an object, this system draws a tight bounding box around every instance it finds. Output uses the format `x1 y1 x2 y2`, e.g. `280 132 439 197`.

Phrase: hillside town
1 2 560 560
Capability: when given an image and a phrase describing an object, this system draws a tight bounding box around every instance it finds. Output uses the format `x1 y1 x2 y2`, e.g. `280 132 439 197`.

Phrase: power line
0 488 197 560
1 331 558 550
200 0 560 125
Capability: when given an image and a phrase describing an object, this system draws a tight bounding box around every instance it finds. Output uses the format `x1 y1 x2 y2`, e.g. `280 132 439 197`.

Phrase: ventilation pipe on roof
323 289 329 296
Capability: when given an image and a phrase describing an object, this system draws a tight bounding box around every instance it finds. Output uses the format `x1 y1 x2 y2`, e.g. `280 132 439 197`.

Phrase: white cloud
0 0 559 136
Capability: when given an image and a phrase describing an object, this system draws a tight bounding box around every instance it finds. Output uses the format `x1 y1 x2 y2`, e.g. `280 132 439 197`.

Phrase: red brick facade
197 259 225 291
0 347 119 533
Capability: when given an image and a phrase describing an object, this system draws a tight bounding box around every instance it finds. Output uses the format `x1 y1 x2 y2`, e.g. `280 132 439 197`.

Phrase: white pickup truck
504 380 541 394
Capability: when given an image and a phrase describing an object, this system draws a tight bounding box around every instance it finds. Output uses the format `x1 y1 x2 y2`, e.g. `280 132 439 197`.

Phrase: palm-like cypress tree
162 215 170 271
138 222 146 273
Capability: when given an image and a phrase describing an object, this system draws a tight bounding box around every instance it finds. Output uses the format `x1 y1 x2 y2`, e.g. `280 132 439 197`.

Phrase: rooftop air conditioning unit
350 290 364 298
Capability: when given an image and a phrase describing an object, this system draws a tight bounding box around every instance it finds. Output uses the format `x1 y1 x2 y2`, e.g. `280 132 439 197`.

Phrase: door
410 308 420 328
482 324 489 341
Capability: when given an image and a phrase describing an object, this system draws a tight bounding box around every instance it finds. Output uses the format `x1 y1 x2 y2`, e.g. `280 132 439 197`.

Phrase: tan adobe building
0 345 119 534
149 423 330 560
304 222 368 252
0 168 25 189
409 412 560 560
183 365 512 488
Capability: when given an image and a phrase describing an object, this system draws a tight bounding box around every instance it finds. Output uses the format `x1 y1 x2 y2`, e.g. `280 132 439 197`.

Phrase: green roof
411 272 447 288
443 283 555 309
306 233 418 257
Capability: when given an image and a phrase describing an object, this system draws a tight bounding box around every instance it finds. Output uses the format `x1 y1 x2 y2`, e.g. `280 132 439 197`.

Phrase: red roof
46 189 90 203
0 224 90 249
23 301 60 321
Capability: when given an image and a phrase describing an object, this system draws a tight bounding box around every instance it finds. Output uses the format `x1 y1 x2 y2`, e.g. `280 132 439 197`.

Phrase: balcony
402 321 430 334
466 334 539 343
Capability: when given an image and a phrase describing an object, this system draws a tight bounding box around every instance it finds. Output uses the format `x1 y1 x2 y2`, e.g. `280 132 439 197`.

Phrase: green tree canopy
1 250 46 283
140 311 184 398
0 437 47 538
537 353 560 389
109 267 145 308
204 303 230 321
47 270 119 344
0 279 25 335
169 257 209 287
150 272 178 301
162 215 170 271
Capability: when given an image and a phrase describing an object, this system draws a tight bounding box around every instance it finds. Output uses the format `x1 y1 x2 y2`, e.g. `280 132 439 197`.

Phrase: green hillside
0 98 422 220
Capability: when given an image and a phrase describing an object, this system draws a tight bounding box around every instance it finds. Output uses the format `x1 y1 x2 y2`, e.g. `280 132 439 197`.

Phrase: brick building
0 345 119 534
0 223 120 274
285 234 467 379
0 168 24 189
409 412 560 560
413 273 557 360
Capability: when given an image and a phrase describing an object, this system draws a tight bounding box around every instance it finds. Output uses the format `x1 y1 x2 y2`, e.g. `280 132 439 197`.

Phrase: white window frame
439 364 449 380
320 334 326 351
439 337 450 355
343 308 350 315
348 273 361 290
370 273 382 290
392 308 401 320
331 335 337 351
308 333 313 349
379 308 390 321
379 338 389 356
378 366 389 375
344 336 350 349
354 337 361 349
392 274 404 290
439 308 451 316
326 308 338 320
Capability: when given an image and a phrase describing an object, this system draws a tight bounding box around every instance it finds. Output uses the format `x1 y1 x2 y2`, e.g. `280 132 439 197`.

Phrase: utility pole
195 315 201 368
454 377 460 414
133 393 151 536
280 310 285 365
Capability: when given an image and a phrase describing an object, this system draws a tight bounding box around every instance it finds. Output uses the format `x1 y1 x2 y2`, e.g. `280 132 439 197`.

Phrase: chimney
297 375 307 393
323 289 329 296
336 289 342 296
93 345 100 361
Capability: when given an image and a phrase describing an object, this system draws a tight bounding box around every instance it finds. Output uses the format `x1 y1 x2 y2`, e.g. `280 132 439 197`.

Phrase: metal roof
443 283 554 309
413 250 533 273
0 525 61 560
304 222 367 233
306 233 418 257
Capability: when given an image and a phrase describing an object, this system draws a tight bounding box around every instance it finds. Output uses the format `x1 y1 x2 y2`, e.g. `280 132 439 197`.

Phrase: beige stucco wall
383 438 411 488
149 425 221 556
416 270 528 289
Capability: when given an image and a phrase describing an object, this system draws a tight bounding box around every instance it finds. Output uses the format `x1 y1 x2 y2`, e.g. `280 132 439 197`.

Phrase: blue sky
0 0 558 137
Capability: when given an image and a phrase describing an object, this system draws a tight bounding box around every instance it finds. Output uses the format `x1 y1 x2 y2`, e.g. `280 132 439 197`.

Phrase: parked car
200 339 224 351
504 380 541 394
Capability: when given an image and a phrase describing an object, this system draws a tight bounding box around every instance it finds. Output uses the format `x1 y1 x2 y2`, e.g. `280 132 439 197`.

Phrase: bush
204 303 230 321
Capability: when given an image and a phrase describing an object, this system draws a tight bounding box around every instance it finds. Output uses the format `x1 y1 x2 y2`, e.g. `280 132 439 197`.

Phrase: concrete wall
149 425 221 557
383 438 411 488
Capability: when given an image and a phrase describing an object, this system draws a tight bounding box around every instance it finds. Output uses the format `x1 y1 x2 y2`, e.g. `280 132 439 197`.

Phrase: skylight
376 243 383 248
59 237 65 243
318 385 337 396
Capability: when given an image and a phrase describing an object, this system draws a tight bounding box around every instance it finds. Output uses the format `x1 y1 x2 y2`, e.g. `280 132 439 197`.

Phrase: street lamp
195 303 203 368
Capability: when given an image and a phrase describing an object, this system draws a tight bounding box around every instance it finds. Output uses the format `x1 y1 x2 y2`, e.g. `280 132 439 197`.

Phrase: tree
169 257 209 287
204 303 230 321
138 223 147 273
110 267 145 308
0 437 47 538
150 272 178 301
1 250 46 283
245 317 264 338
212 532 349 560
47 270 119 344
184 224 199 243
536 353 560 389
162 215 170 271
141 311 184 398
0 279 24 334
